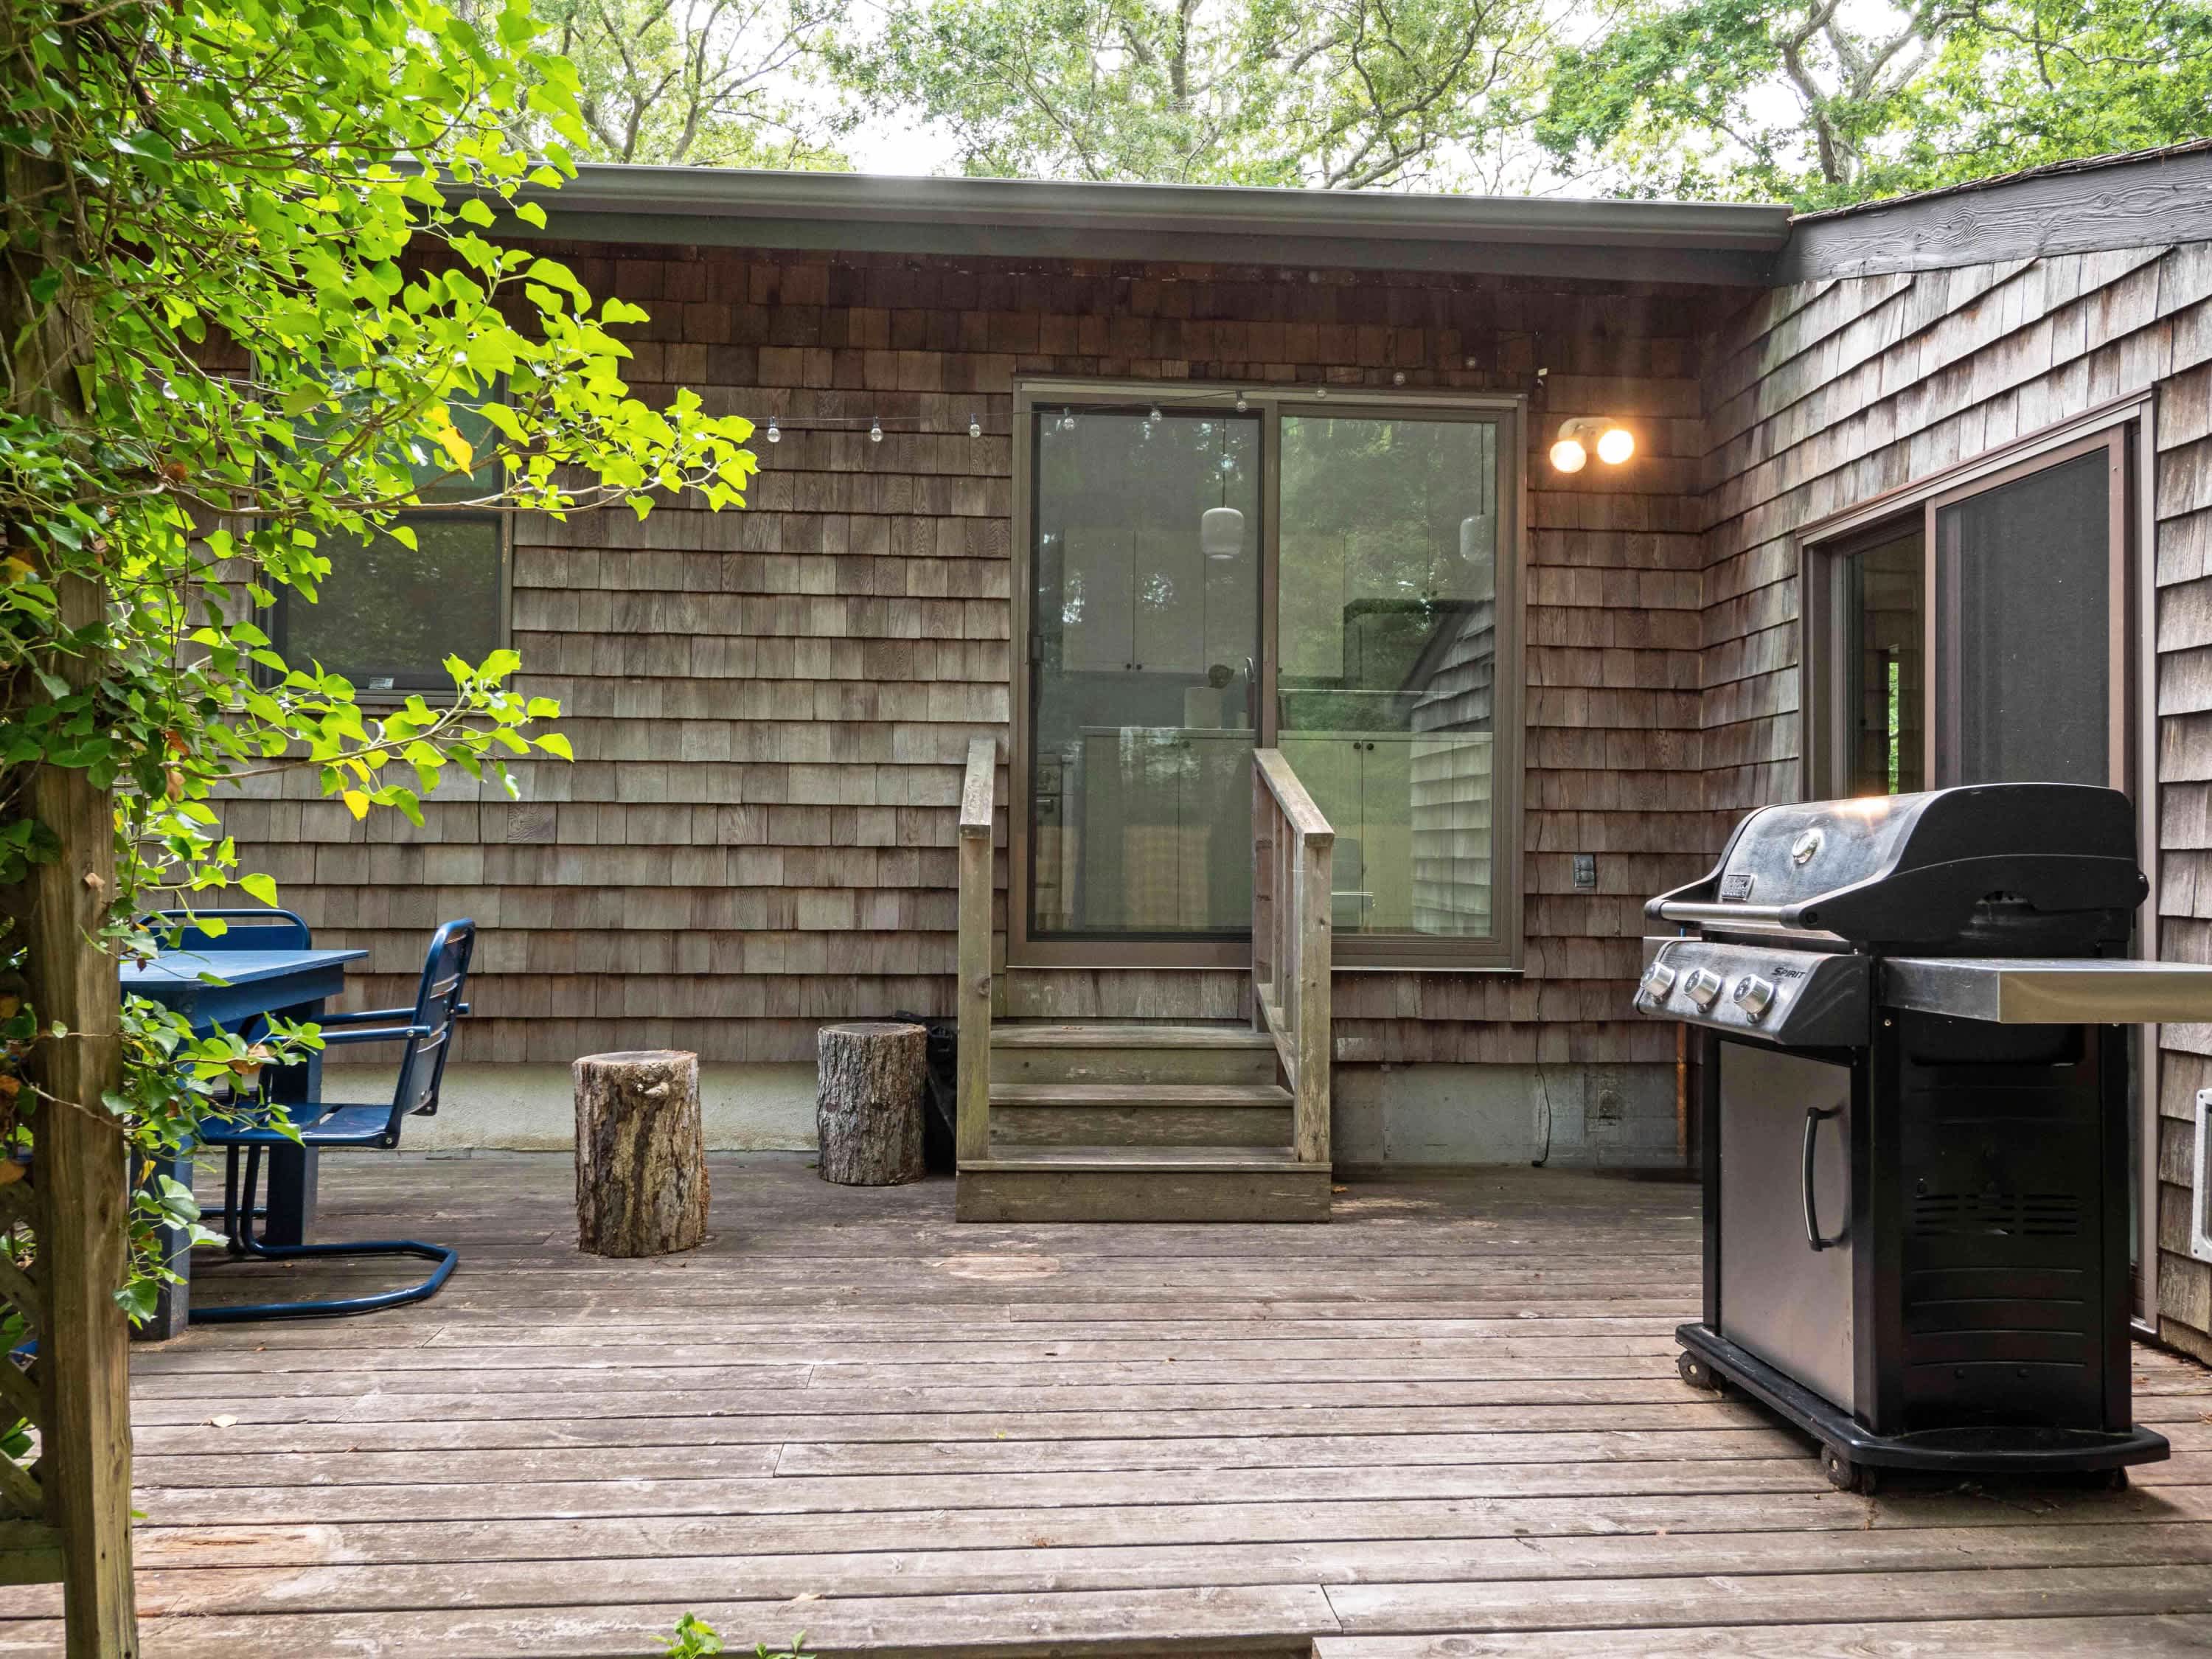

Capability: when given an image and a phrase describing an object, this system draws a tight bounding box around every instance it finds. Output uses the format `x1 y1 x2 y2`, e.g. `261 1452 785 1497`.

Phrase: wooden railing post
955 737 995 1166
1250 749 1333 1170
22 576 137 1655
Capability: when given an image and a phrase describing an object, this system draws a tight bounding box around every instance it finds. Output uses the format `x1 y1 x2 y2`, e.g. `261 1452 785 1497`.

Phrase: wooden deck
6 1154 2212 1657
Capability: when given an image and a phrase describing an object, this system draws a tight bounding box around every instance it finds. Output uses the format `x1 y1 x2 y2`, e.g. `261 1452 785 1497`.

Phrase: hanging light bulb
1148 404 1163 423
869 417 883 444
1596 422 1635 465
1234 392 1249 413
967 413 982 439
765 417 781 445
1061 409 1077 433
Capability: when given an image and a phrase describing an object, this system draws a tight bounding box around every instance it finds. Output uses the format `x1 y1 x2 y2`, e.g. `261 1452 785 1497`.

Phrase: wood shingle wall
220 245 1727 1076
1697 237 2212 1360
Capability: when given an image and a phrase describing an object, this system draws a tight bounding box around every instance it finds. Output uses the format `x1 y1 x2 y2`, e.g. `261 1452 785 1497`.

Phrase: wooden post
1291 827 1333 1166
24 573 137 1656
955 737 994 1167
572 1051 709 1257
817 1022 927 1186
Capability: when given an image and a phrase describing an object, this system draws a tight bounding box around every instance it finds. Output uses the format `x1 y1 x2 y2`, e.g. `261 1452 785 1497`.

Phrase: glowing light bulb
1549 435 1587 473
1596 424 1635 465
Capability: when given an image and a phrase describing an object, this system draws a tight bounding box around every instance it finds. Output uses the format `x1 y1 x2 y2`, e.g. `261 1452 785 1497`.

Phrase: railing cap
959 736 996 838
1253 748 1335 845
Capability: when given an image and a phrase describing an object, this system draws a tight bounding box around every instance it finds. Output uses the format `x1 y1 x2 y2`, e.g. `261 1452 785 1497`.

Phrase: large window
1813 428 2129 797
1014 384 1521 969
274 515 504 694
269 392 508 695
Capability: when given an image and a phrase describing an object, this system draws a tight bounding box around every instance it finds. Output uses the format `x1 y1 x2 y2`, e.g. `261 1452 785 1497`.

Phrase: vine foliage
0 0 751 1361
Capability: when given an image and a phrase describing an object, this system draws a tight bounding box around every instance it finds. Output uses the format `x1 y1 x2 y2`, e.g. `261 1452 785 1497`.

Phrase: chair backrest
384 919 476 1140
150 908 313 952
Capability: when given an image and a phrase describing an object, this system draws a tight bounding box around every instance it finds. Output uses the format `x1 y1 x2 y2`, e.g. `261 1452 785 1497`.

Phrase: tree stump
816 1022 926 1186
573 1050 710 1257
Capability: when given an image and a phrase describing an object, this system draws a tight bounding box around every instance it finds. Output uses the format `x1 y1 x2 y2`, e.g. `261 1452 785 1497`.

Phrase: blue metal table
122 946 368 1338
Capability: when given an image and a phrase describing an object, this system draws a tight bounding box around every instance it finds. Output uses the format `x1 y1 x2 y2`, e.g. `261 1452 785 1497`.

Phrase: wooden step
990 1082 1293 1148
990 1022 1279 1086
956 1145 1332 1223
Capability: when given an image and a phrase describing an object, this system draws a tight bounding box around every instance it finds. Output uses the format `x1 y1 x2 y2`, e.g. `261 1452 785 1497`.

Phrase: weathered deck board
3 1152 2208 1658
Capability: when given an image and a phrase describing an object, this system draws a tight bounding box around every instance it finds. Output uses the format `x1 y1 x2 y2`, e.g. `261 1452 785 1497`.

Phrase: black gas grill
1638 783 2195 1490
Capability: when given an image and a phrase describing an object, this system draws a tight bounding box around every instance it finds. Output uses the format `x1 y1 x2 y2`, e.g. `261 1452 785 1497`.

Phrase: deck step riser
992 1105 1293 1148
990 1048 1280 1086
956 1166 1334 1223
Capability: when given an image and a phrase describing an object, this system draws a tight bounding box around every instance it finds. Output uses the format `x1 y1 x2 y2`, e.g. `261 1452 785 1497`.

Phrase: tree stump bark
574 1050 709 1257
816 1022 926 1186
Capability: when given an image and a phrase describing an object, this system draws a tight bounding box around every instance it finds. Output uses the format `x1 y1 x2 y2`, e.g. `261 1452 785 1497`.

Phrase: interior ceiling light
1550 417 1635 473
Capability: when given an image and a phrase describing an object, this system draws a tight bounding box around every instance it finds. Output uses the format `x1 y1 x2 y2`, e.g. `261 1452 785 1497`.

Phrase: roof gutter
499 165 1793 286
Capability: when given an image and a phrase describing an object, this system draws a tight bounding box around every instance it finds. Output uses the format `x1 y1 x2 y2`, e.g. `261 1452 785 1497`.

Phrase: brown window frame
1804 421 2135 801
1007 377 1529 974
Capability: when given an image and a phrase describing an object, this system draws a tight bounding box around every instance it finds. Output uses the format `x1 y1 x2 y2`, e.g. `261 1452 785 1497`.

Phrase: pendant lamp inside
1202 504 1245 562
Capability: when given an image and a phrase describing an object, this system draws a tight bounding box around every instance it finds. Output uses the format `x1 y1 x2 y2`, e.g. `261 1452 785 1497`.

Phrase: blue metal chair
192 919 475 1324
150 907 315 953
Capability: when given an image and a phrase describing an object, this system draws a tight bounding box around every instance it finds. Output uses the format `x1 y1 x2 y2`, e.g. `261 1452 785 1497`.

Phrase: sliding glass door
1276 414 1504 952
1015 385 1520 967
1024 406 1262 942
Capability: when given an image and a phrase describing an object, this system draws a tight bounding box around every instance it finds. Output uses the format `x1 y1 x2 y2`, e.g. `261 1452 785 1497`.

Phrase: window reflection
1278 415 1500 939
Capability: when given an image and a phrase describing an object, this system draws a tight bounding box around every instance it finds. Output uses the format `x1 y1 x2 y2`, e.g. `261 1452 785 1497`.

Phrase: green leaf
239 873 279 908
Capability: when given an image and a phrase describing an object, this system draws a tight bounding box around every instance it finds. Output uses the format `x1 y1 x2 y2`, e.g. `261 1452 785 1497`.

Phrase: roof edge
487 165 1790 283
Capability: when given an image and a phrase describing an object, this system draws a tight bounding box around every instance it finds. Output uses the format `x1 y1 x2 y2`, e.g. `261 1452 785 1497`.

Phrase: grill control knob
1684 968 1725 1009
1732 974 1777 1020
1638 961 1678 1004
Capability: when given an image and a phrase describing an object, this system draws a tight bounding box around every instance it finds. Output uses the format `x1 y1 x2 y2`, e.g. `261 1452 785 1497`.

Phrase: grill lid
1647 783 2144 953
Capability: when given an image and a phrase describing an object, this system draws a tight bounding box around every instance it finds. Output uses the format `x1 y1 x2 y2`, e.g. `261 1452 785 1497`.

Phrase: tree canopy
827 0 1561 189
605 0 2212 206
466 0 856 167
1537 0 2212 207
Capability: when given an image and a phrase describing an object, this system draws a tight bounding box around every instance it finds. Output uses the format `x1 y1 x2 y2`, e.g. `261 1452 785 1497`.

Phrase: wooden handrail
955 737 995 1166
1251 748 1333 1166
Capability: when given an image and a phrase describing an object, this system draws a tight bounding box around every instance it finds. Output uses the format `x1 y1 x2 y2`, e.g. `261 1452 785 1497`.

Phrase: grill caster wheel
1822 1444 1878 1494
1676 1352 1723 1393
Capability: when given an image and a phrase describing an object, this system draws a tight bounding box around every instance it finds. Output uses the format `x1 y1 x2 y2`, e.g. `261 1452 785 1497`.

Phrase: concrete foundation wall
364 1058 1683 1168
1335 1062 1682 1169
329 1062 819 1154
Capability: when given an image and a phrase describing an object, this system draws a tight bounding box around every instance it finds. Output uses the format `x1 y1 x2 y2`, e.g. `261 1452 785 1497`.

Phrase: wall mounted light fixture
1549 417 1635 473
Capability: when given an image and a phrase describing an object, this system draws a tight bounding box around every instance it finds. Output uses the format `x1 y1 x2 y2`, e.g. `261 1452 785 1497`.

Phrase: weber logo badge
1719 872 1756 902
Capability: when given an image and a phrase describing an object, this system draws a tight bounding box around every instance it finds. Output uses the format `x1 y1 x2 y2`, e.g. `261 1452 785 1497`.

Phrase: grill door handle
1801 1105 1846 1251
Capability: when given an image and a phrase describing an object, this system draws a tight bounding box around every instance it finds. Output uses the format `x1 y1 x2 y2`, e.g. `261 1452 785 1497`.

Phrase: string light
765 417 780 444
869 417 883 443
968 413 982 439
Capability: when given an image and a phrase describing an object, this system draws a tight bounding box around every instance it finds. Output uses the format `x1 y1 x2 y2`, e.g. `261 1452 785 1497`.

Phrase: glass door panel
1277 413 1502 943
1934 446 2117 787
1026 407 1262 939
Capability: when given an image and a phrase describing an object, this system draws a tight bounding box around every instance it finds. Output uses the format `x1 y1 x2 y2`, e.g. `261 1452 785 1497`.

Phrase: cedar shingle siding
222 244 1723 1072
215 189 2212 1358
1699 239 2212 1362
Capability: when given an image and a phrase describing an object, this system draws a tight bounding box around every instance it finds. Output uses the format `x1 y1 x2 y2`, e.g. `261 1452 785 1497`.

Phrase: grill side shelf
1882 957 2212 1024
